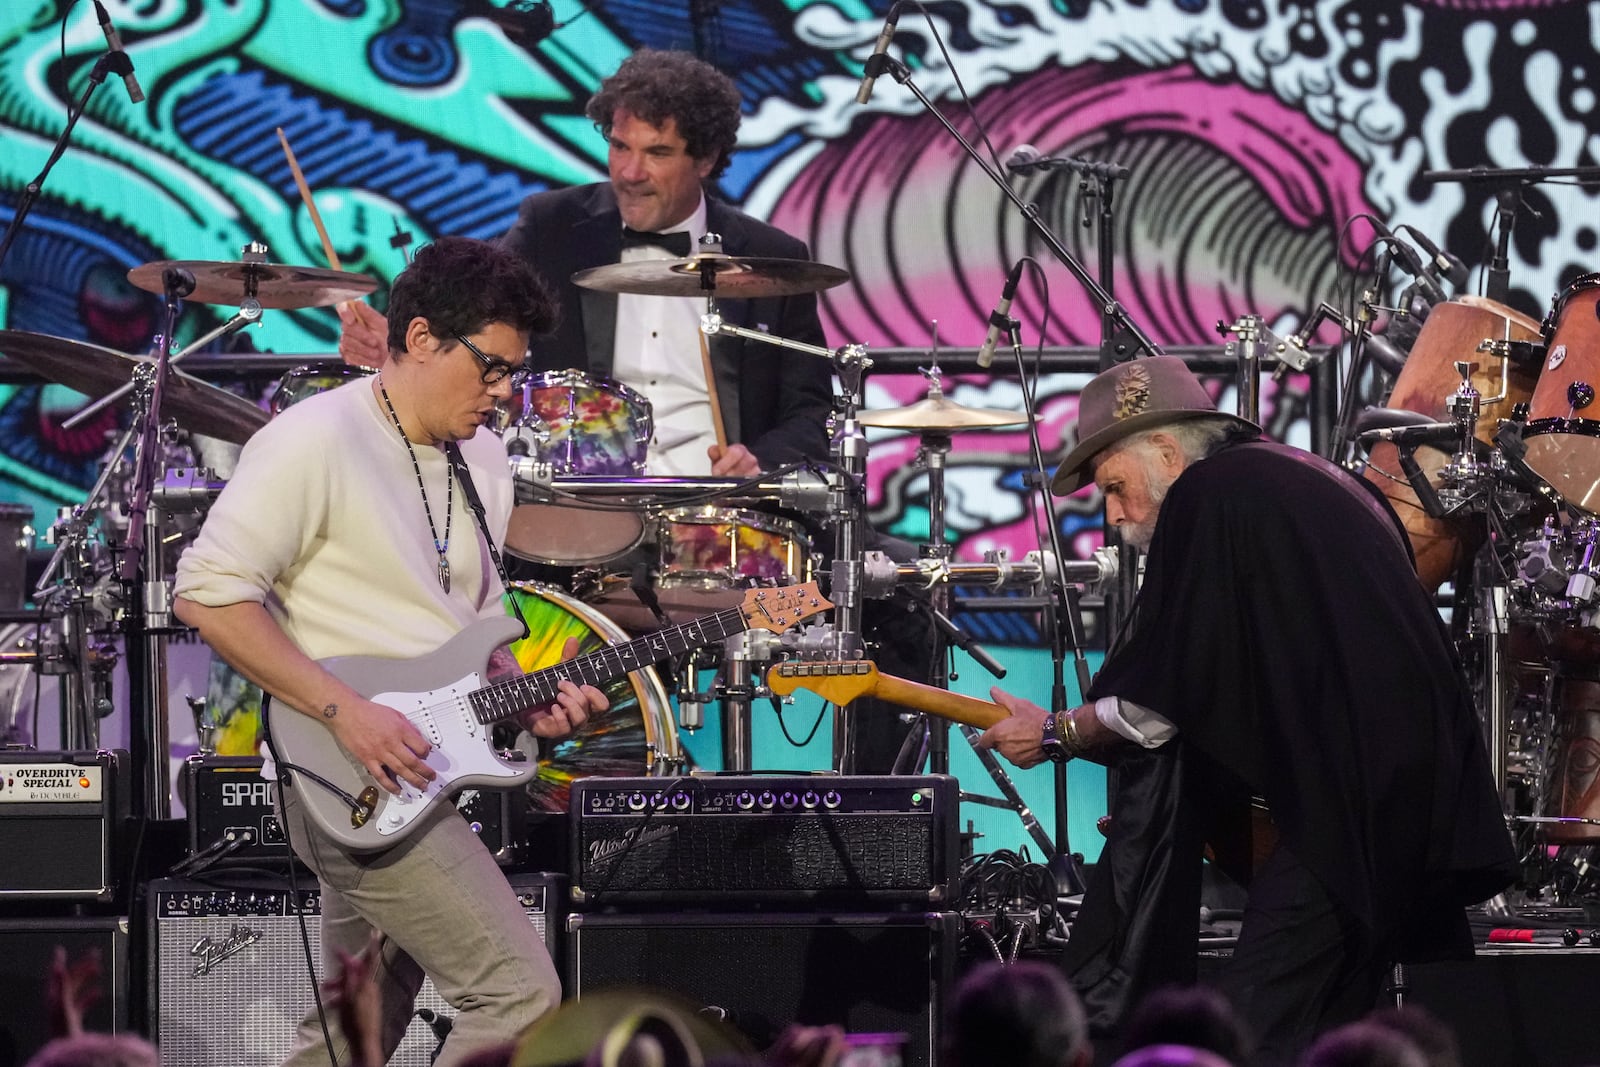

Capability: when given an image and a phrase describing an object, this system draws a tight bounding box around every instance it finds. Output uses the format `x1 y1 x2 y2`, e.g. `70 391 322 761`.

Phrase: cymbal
573 254 850 299
127 260 378 309
0 330 268 444
858 395 1027 431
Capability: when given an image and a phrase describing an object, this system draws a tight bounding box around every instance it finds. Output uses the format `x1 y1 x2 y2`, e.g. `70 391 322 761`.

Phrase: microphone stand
861 53 1150 893
863 53 1164 363
1330 250 1390 465
120 270 191 821
1485 184 1526 307
1004 315 1092 895
0 50 134 271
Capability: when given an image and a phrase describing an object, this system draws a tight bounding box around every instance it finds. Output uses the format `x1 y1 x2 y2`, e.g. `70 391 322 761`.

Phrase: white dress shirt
611 195 720 476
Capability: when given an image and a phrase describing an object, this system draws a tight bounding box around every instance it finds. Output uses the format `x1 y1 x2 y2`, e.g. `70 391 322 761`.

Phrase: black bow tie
620 227 693 257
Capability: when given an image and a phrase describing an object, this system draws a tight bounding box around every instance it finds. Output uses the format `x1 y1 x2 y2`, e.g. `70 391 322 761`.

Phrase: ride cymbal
0 330 268 444
127 260 378 309
573 254 850 299
858 395 1027 431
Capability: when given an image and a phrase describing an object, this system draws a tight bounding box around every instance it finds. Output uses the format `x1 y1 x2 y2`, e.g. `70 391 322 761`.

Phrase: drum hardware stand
32 514 122 749
60 298 263 431
1216 314 1319 426
701 310 875 772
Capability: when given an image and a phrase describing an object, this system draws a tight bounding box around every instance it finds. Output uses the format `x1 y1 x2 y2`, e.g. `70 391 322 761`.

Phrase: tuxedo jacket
499 183 833 467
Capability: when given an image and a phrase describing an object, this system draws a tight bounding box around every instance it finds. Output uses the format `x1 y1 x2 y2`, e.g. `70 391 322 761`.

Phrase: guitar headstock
766 659 880 705
739 582 832 633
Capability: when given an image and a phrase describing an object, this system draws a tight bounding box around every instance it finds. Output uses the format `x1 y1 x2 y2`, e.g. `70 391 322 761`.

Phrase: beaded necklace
377 377 453 592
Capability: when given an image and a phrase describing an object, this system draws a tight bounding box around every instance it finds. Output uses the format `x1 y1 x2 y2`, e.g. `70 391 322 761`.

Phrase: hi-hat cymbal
0 330 268 444
573 254 850 299
127 260 378 309
858 395 1028 431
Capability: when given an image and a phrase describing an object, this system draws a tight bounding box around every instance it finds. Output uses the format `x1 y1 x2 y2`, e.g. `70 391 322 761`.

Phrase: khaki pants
276 784 560 1067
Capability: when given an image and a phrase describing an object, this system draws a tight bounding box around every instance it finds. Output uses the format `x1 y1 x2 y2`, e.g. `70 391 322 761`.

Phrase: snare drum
503 371 653 566
656 506 811 592
589 506 813 631
270 363 374 415
1364 296 1543 590
1524 274 1600 510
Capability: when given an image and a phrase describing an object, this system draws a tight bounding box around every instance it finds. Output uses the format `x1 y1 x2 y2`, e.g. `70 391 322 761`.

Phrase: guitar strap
446 441 531 641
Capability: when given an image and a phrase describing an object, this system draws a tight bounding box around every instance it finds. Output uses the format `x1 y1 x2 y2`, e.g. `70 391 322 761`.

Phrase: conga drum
1364 296 1543 590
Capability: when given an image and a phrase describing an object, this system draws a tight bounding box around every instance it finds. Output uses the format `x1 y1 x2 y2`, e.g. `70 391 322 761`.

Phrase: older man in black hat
978 357 1513 1064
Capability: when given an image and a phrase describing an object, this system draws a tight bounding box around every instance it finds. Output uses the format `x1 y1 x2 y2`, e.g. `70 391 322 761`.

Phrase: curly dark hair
585 49 743 177
385 236 555 355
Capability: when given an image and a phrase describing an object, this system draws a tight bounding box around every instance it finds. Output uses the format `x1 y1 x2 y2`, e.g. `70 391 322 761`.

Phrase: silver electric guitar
266 582 831 851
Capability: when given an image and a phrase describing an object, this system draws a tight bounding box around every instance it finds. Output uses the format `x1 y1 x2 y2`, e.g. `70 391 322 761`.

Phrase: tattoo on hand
322 703 338 719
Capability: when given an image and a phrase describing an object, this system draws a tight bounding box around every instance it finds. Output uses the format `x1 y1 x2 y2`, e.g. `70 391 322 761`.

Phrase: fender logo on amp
189 925 261 977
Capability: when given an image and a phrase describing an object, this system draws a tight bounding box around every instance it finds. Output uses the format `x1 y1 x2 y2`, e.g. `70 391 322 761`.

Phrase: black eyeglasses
454 334 530 387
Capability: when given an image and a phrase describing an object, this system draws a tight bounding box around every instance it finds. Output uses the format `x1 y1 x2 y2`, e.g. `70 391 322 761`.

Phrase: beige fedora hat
1050 356 1258 494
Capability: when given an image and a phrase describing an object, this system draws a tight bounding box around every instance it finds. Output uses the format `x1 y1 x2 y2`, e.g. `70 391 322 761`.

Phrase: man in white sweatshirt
175 236 606 1066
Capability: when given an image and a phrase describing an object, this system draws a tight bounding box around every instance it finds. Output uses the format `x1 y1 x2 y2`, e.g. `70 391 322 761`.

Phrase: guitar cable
264 695 345 1067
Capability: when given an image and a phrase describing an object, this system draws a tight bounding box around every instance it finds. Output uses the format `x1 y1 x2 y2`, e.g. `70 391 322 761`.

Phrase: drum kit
0 238 1084 822
1355 272 1600 901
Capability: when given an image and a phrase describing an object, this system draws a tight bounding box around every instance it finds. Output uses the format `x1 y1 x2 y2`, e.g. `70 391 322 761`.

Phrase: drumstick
275 127 356 316
699 330 729 449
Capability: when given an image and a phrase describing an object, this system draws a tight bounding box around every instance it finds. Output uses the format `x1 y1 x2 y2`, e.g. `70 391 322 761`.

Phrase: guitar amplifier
570 775 957 908
0 749 129 899
0 915 130 1067
182 756 526 867
148 871 563 1067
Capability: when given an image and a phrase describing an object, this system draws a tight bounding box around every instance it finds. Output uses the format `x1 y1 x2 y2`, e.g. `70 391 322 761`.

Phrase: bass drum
1364 296 1543 591
504 583 681 813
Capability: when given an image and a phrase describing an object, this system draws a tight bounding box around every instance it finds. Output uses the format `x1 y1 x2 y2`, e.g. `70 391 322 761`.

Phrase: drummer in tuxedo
177 237 607 1067
340 49 932 773
339 48 833 477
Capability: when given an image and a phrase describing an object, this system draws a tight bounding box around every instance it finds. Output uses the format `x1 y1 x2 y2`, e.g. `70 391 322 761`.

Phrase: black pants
1221 845 1390 1066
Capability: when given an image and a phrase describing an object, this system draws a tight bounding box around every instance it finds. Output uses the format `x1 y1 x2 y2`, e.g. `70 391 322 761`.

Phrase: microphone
1358 421 1460 447
855 2 901 105
1005 144 1130 180
1368 218 1446 305
93 1 145 104
1005 144 1043 171
162 266 196 299
1398 224 1470 289
977 259 1026 369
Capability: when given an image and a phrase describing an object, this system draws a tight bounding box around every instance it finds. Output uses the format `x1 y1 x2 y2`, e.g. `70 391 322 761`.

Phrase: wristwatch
1041 712 1070 763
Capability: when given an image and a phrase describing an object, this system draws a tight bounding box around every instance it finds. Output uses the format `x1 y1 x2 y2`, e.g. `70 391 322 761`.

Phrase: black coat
1069 439 1515 1025
498 183 833 468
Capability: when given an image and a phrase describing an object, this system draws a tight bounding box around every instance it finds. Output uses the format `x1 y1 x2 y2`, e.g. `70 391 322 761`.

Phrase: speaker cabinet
149 872 562 1067
0 916 130 1067
567 911 958 1067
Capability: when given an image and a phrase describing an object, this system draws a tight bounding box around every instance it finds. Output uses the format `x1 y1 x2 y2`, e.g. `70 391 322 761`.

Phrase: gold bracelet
1061 707 1085 755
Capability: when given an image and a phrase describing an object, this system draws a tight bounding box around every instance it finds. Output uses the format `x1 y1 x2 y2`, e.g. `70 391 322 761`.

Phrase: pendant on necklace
438 555 452 594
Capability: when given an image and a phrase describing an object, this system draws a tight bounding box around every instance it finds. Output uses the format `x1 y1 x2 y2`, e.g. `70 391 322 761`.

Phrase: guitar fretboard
467 605 750 725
